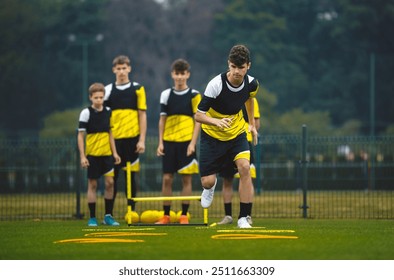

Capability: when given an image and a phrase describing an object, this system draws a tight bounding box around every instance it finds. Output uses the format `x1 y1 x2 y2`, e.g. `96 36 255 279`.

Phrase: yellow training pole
126 161 132 225
203 208 208 225
132 196 201 202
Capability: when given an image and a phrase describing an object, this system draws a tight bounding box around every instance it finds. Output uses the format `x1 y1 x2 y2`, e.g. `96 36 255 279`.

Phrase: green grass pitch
0 219 393 260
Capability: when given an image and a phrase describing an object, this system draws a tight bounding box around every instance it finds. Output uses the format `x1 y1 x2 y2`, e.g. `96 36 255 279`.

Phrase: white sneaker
237 217 252 228
246 215 253 225
217 215 233 225
201 185 216 208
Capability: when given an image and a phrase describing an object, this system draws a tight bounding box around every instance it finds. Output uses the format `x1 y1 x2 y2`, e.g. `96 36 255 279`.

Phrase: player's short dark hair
88 83 105 96
228 45 251 66
171 58 190 73
112 55 130 66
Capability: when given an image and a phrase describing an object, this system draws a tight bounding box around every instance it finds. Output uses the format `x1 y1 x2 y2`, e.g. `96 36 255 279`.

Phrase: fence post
300 124 309 218
74 133 83 219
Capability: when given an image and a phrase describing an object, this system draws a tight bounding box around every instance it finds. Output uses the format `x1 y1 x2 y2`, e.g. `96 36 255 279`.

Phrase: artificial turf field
0 218 393 260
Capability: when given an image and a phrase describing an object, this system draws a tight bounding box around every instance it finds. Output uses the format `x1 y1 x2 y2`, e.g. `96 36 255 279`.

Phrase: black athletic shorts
199 130 250 177
218 141 255 178
115 136 139 169
162 141 198 174
87 155 114 179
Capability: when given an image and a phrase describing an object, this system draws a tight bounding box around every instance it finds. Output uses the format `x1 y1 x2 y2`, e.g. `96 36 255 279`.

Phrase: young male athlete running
195 45 259 228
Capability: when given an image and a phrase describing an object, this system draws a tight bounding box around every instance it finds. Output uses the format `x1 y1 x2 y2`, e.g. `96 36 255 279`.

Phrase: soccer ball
140 210 161 223
124 211 139 224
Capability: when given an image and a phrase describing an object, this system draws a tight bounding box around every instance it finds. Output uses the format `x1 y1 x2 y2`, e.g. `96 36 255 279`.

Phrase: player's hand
187 143 195 156
157 143 165 156
135 140 145 154
80 157 89 168
216 117 232 129
113 154 121 165
249 125 258 146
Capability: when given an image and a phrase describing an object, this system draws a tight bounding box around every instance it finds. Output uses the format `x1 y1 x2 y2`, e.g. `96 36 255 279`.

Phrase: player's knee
104 176 113 186
201 176 216 189
238 163 251 177
163 173 173 184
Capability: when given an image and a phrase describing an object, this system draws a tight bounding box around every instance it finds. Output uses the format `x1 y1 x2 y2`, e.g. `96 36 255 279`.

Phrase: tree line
1 0 393 138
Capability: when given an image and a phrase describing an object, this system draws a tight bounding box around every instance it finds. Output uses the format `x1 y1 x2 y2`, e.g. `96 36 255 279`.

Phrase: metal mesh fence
0 134 393 221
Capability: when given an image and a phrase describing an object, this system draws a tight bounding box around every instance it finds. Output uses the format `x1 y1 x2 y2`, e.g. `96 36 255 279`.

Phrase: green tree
214 0 394 135
103 0 225 135
304 0 394 133
3 0 394 138
257 87 277 133
0 0 108 136
0 0 59 134
213 0 299 97
383 124 394 136
39 108 80 138
268 108 332 135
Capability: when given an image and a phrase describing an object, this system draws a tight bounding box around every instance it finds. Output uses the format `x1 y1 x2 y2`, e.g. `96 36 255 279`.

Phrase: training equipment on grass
124 211 139 223
140 210 161 223
124 161 208 226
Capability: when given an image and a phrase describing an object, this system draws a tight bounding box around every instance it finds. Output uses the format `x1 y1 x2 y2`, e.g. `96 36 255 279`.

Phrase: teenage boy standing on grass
156 59 201 224
195 44 259 228
104 55 147 214
78 83 121 226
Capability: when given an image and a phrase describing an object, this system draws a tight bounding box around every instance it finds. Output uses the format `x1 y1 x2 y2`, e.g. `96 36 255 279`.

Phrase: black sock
163 205 171 216
224 203 232 216
181 203 190 215
88 202 96 218
105 199 113 215
130 201 136 211
238 202 249 219
113 166 120 200
247 203 253 216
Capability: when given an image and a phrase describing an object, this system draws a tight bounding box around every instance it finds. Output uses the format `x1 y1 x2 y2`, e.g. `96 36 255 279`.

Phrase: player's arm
254 97 261 131
195 76 232 128
187 92 202 156
255 117 261 132
136 109 147 153
195 111 232 129
109 130 121 165
157 115 166 156
136 85 147 154
245 97 257 145
187 120 201 156
77 130 89 168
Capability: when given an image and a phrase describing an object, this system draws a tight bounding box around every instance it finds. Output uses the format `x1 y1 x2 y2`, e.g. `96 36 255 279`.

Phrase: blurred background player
218 98 260 225
156 59 201 224
77 83 121 226
104 55 147 215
